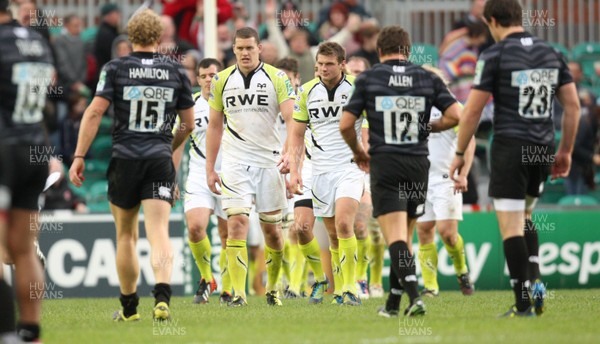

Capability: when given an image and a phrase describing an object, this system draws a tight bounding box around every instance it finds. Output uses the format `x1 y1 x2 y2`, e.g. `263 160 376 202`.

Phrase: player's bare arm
278 98 295 173
453 137 476 193
287 119 307 195
340 111 369 172
206 107 224 194
553 82 581 179
449 89 490 178
430 102 461 133
69 96 110 187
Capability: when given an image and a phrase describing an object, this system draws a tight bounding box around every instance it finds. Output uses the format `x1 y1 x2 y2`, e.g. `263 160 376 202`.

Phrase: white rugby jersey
428 106 458 184
188 93 222 175
293 74 362 175
209 62 295 168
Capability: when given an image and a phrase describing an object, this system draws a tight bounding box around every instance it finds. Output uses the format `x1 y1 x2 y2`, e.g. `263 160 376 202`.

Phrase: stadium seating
558 195 599 206
90 135 112 160
549 42 569 61
86 180 110 213
84 159 109 183
571 42 600 85
98 116 113 136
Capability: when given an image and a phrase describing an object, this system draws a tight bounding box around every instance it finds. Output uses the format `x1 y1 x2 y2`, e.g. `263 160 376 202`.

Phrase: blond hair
127 9 162 47
421 65 450 86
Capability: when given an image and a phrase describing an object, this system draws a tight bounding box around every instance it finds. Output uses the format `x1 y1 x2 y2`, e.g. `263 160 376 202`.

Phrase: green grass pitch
42 290 599 343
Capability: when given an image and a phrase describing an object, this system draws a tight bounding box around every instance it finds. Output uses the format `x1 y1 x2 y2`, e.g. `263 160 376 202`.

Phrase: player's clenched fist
207 170 222 195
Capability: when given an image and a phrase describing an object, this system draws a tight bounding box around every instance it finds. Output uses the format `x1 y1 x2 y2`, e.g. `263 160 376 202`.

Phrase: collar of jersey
131 51 156 58
318 73 348 102
235 61 264 89
318 73 347 89
506 31 532 39
383 59 409 66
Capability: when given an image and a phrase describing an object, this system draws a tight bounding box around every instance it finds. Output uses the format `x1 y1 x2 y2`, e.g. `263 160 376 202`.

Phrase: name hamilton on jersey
129 67 170 80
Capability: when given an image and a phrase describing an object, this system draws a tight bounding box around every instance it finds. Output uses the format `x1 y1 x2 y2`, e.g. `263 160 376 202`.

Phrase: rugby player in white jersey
173 58 232 304
416 66 476 297
206 27 295 307
289 42 365 306
273 57 309 298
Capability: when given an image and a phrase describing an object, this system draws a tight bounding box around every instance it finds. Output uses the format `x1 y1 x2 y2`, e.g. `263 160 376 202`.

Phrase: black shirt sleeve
176 64 194 110
344 73 367 117
94 60 117 102
555 49 574 87
472 47 500 93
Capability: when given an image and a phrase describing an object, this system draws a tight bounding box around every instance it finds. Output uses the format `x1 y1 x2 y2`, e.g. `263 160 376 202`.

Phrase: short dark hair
274 57 299 75
234 27 260 45
377 25 411 57
483 0 523 27
348 56 371 70
316 42 346 63
467 20 488 38
197 58 223 74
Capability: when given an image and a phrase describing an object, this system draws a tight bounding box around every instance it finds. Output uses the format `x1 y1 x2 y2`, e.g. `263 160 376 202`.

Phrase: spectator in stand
565 61 600 195
264 0 359 83
182 49 202 93
258 0 319 46
318 3 361 54
60 94 88 167
164 0 233 49
231 1 252 30
159 15 194 57
346 56 370 76
17 0 51 43
54 14 89 105
45 158 88 213
216 24 235 67
449 0 493 54
350 22 379 67
94 3 120 77
438 21 488 103
260 42 280 65
111 34 132 59
453 0 486 29
317 0 372 29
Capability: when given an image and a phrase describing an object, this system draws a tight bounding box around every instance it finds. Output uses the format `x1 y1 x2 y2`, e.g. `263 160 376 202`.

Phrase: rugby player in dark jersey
341 25 461 317
450 0 580 317
0 0 54 340
68 9 195 321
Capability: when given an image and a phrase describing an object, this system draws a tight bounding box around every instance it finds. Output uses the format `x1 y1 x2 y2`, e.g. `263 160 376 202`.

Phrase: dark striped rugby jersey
344 60 457 156
0 21 54 145
472 32 572 146
95 51 195 159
